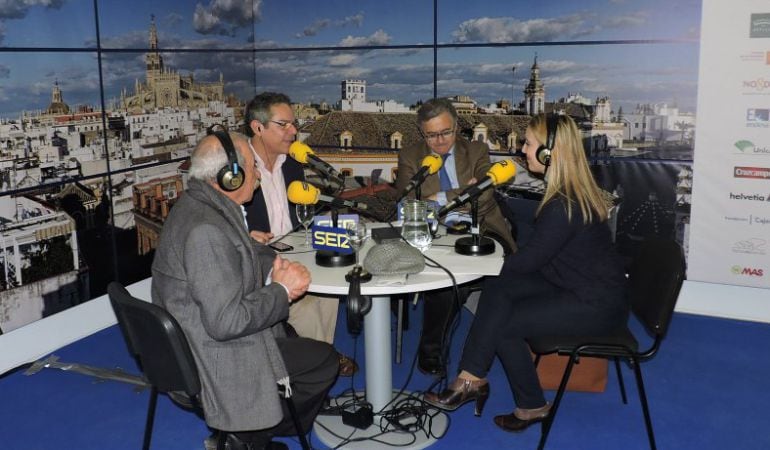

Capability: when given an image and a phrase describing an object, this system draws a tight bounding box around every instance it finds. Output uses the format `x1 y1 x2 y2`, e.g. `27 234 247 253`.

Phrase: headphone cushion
535 145 551 166
217 164 244 191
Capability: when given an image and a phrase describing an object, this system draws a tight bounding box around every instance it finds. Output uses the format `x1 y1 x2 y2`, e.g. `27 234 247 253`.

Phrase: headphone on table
207 124 244 192
535 114 559 167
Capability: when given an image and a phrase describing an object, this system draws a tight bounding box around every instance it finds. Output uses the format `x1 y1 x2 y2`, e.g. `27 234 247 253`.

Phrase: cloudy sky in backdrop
0 0 701 117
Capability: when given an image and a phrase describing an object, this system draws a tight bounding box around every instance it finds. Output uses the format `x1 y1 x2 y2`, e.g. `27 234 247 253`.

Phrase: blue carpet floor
1 304 769 450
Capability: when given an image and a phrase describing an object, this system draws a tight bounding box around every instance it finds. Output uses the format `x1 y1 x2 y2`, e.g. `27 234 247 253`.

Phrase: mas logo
750 13 770 38
730 265 764 276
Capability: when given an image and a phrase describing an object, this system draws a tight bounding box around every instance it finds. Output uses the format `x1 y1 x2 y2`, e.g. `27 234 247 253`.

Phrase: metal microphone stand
454 197 495 256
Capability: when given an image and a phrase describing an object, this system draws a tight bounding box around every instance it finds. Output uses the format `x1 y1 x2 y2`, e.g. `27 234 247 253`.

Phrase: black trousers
235 337 338 448
459 272 626 409
419 281 479 360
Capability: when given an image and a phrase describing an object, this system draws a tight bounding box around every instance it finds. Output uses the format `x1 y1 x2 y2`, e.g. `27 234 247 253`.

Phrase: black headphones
207 124 244 192
535 114 559 167
345 266 371 336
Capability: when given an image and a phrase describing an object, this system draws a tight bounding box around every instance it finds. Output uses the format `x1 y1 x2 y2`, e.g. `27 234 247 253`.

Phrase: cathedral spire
149 14 158 50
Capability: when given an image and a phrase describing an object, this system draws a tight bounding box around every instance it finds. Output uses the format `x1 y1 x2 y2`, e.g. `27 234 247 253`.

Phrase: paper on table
372 274 408 286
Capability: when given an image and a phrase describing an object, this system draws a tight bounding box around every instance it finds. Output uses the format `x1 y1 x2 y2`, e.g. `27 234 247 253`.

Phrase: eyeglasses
422 126 456 142
269 119 300 130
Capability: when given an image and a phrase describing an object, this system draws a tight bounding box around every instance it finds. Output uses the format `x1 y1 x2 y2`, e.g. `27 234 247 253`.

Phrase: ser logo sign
311 225 353 254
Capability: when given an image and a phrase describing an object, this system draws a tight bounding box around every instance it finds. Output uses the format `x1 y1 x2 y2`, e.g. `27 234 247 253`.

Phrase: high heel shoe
493 404 550 433
423 377 490 416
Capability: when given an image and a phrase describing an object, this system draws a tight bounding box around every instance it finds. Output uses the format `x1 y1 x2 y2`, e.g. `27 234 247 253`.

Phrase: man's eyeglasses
269 119 300 130
422 126 455 142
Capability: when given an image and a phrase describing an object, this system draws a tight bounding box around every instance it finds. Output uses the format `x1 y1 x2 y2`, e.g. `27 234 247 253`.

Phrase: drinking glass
296 204 315 247
401 199 432 252
346 221 368 268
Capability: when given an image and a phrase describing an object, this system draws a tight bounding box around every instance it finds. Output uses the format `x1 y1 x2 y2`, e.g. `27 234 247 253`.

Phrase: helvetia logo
730 265 764 277
729 192 768 201
734 140 770 154
734 166 770 179
750 13 770 38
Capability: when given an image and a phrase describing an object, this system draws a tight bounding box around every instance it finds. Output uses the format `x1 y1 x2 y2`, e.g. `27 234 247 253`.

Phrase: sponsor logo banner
734 166 770 179
723 214 770 225
730 265 764 276
750 13 770 38
728 192 769 201
746 109 770 127
732 238 767 255
734 140 770 154
742 77 770 94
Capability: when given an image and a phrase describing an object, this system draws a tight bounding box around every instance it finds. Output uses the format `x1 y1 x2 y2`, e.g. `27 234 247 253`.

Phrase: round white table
280 225 504 449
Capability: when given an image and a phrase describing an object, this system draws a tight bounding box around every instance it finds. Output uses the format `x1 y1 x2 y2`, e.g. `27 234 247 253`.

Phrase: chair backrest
107 282 201 396
627 239 686 339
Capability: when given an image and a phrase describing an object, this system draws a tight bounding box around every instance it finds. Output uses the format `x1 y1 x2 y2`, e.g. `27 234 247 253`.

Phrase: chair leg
143 387 158 450
285 396 311 450
631 357 656 450
537 352 578 450
614 356 628 404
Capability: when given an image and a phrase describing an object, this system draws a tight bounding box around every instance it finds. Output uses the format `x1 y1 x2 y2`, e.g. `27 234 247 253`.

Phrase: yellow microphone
398 154 444 200
287 181 368 210
439 159 516 216
288 141 344 182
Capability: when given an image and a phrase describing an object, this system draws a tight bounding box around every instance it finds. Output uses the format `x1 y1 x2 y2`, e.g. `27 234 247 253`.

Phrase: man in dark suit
396 98 517 375
243 92 357 376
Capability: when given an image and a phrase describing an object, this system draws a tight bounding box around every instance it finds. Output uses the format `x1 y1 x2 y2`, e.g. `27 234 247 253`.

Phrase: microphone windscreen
422 154 443 174
363 242 425 275
487 159 516 185
286 180 319 205
288 141 314 164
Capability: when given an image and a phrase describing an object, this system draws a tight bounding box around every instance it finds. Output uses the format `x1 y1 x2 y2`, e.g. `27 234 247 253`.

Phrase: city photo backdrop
0 0 701 332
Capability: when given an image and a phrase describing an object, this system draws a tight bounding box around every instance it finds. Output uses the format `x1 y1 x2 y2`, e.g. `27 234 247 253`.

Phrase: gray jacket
151 178 290 431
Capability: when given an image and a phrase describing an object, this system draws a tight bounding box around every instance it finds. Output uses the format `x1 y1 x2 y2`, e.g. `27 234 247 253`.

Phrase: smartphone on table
269 241 294 252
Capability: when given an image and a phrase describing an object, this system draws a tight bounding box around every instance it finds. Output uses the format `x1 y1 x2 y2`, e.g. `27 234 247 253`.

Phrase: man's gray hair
417 98 458 126
244 92 292 137
188 133 246 181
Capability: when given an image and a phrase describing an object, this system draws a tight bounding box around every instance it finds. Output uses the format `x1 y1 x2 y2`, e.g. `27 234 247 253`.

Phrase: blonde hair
529 114 608 223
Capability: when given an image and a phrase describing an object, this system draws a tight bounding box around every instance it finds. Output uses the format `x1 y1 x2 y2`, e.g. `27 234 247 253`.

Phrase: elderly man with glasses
395 98 517 376
243 92 358 378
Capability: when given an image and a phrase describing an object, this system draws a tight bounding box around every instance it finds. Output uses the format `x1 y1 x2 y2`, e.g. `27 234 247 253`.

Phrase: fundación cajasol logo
734 166 770 179
734 140 770 154
750 13 770 38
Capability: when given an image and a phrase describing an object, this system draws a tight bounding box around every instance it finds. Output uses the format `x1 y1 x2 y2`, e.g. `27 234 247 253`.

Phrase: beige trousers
287 294 339 345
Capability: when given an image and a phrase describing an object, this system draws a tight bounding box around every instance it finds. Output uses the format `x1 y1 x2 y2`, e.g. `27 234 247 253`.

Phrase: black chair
529 239 686 450
107 282 310 450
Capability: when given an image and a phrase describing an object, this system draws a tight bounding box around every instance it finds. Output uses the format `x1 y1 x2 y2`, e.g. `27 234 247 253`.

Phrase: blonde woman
425 114 628 433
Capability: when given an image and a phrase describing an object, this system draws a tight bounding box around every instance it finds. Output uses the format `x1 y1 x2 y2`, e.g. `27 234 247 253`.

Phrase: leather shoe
338 353 358 377
493 405 550 433
417 353 446 376
424 377 490 416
